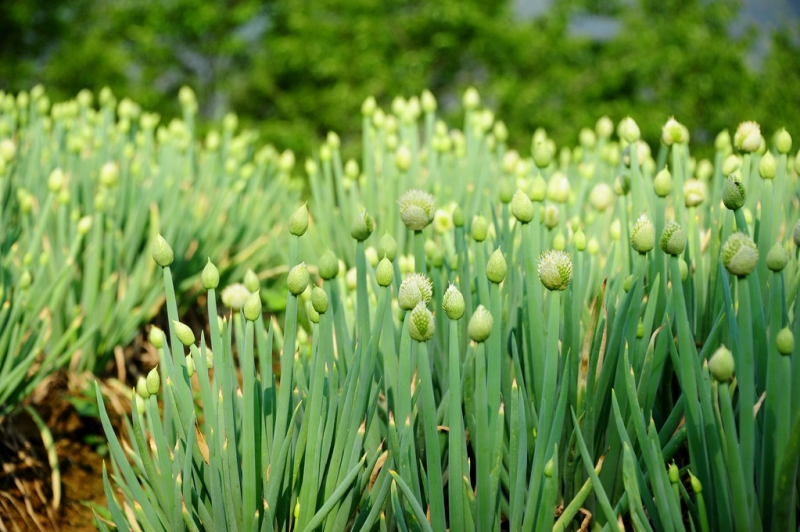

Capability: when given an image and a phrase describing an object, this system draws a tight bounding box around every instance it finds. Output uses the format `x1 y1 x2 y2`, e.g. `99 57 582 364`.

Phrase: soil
0 374 127 531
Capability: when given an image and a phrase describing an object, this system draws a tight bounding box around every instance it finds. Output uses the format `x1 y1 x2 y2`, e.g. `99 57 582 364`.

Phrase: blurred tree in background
1 0 798 156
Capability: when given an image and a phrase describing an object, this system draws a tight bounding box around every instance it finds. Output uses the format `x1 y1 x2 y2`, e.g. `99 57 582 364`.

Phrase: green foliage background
2 0 799 155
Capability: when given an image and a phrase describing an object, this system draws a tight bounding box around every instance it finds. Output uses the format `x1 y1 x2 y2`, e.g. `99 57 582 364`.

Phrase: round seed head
683 179 706 208
288 263 310 295
777 327 794 355
221 283 250 310
244 292 262 321
766 243 789 272
311 286 328 314
775 128 792 154
146 366 160 395
723 175 746 210
472 216 489 242
398 273 433 310
185 355 195 377
408 302 435 342
589 183 615 212
152 234 174 267
173 321 196 346
468 305 493 343
319 250 340 280
538 250 572 291
709 345 735 382
202 259 220 290
653 168 673 197
759 151 777 179
574 229 587 251
734 121 761 152
660 221 686 256
486 248 507 284
149 326 164 349
136 376 149 399
244 269 260 293
376 257 394 287
289 203 309 236
630 213 655 254
378 232 398 261
442 284 465 320
398 189 435 231
452 206 465 227
722 232 758 277
350 210 374 241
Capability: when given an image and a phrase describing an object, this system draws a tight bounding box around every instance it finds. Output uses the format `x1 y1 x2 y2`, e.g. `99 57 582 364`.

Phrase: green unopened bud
311 286 328 314
152 234 174 267
493 121 508 142
553 232 566 251
398 189 435 232
202 259 220 290
244 269 260 293
288 263 310 295
579 127 597 148
544 204 560 230
766 243 789 272
688 471 702 494
19 270 32 289
442 284 465 320
775 128 792 154
452 206 465 227
319 250 339 280
499 180 514 204
472 216 489 242
683 179 705 207
619 117 640 143
309 306 320 323
47 168 64 192
185 355 195 378
723 175 746 210
589 183 615 212
759 151 777 179
588 237 600 256
669 463 679 484
660 221 686 256
462 87 480 110
547 172 570 203
365 246 379 267
734 121 761 152
486 248 507 284
662 117 685 146
398 273 433 310
709 345 735 382
630 213 655 254
395 145 412 172
376 258 394 287
377 232 398 261
653 168 673 197
777 327 794 355
538 250 572 291
351 210 374 241
544 456 554 478
408 302 435 342
289 203 309 236
722 232 758 277
326 131 340 150
468 305 493 343
146 366 161 395
361 96 376 116
679 259 689 281
100 162 119 187
149 326 164 349
421 90 437 113
533 141 552 169
715 130 732 152
574 230 587 251
623 275 633 293
173 321 195 346
75 215 92 235
637 319 645 338
244 292 262 321
136 377 149 399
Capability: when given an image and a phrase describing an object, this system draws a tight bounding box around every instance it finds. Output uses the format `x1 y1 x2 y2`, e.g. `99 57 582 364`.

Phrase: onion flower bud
538 250 572 291
244 269 260 293
589 183 615 212
653 168 672 198
350 210 374 241
146 367 161 395
376 258 394 287
289 203 309 236
319 250 339 280
715 129 732 152
511 190 533 223
486 248 507 284
734 121 761 152
442 284 465 320
398 189 435 232
775 128 792 154
766 243 789 272
723 175 746 211
630 213 655 254
136 377 149 399
759 151 777 180
452 206 465 228
409 302 435 342
173 321 196 346
533 141 552 169
595 116 614 139
660 221 686 256
777 328 794 355
287 263 310 295
202 259 220 290
722 232 758 277
311 286 328 314
152 234 174 267
574 229 587 251
618 117 640 143
529 175 547 202
462 87 480 110
468 305 493 343
662 117 686 146
398 273 433 310
544 204 560 230
244 292 262 321
377 233 398 261
472 215 489 242
709 346 735 382
683 179 706 208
